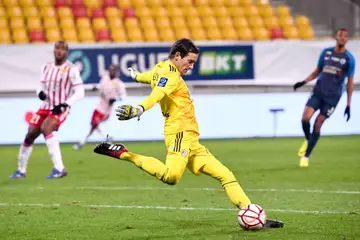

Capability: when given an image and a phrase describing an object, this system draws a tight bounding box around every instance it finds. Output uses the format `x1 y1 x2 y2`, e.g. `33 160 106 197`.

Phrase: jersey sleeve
98 77 107 99
317 49 327 70
117 80 127 100
136 71 152 84
347 54 356 78
70 66 84 86
65 66 85 106
138 87 165 111
153 71 179 96
36 64 47 95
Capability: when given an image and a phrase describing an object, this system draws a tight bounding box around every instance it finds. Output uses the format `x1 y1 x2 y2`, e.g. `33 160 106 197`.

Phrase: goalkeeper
94 38 283 229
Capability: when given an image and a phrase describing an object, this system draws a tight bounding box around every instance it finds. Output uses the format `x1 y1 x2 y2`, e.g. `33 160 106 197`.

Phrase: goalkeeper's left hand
116 104 144 121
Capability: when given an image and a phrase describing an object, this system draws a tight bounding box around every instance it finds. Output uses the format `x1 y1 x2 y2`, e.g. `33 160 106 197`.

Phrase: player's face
54 42 68 62
335 30 348 47
109 65 117 79
174 52 198 75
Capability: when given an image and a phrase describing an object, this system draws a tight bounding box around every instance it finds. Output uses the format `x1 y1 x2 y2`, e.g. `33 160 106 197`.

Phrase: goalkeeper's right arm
128 67 152 84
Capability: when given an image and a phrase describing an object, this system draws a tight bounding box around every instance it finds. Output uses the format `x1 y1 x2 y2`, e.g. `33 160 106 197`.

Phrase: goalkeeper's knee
213 165 238 187
221 170 238 188
160 168 181 185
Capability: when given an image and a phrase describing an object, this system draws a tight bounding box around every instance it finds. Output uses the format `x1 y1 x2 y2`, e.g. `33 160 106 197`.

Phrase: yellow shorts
164 131 217 176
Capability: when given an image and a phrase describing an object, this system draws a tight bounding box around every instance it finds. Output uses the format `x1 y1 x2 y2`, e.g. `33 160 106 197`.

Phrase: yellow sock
121 152 166 180
200 161 251 209
223 181 251 209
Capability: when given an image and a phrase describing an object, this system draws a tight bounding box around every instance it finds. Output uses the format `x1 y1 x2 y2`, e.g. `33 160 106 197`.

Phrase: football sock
17 143 33 173
121 152 166 180
80 126 98 145
302 120 311 140
80 132 91 145
305 130 320 158
223 181 251 208
200 163 251 208
95 127 106 139
80 136 87 146
45 134 64 171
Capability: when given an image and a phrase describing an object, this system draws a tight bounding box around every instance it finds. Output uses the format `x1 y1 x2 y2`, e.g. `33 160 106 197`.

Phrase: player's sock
80 134 89 146
299 156 309 168
45 134 64 171
123 152 166 180
200 164 251 208
301 120 310 140
17 142 33 173
305 130 320 157
80 126 97 145
95 127 106 139
94 143 169 183
223 181 251 208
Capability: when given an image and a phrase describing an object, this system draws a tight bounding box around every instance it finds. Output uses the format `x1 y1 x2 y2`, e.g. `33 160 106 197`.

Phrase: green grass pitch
0 136 359 240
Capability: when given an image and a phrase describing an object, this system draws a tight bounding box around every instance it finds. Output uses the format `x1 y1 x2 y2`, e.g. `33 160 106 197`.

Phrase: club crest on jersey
340 58 346 65
60 67 68 73
157 77 168 87
153 73 159 82
181 149 188 157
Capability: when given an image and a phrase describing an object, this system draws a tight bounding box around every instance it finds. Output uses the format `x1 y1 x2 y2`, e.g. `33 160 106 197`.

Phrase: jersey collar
166 60 180 75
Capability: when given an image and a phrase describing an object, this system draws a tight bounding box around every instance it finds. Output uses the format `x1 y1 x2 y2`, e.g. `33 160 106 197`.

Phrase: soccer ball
237 204 267 230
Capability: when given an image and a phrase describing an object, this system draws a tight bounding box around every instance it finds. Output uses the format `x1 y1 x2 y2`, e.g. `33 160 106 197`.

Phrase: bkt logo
99 52 169 77
199 51 247 75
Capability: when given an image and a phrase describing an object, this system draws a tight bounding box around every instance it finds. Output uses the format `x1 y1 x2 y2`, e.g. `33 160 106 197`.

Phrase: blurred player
9 41 85 179
73 64 127 150
293 28 355 167
93 38 283 228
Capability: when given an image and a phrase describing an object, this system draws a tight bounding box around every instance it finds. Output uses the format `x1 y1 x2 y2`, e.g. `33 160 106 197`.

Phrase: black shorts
306 93 339 118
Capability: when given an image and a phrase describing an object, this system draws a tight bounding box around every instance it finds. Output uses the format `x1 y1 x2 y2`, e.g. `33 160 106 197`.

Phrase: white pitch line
5 186 360 195
64 186 360 195
0 202 355 214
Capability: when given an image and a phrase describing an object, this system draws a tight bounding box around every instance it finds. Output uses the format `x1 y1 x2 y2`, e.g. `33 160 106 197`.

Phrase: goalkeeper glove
128 67 139 80
38 91 47 101
344 106 351 122
293 81 306 91
116 104 144 121
52 103 69 115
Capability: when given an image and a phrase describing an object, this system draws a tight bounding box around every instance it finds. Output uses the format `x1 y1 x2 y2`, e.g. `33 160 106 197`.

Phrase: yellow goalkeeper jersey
136 60 199 135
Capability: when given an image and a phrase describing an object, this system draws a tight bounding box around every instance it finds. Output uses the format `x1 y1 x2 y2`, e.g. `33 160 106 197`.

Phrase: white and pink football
237 204 267 230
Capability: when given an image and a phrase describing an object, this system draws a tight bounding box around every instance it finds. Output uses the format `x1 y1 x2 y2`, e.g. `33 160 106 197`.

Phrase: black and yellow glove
116 104 144 121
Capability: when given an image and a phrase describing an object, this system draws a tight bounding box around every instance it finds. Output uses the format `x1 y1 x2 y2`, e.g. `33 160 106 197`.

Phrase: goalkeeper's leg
190 147 283 228
94 142 188 185
194 154 251 209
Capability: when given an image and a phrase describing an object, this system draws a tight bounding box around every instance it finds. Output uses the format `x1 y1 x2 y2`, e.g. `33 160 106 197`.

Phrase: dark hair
55 40 69 51
109 64 119 71
168 38 200 59
336 28 348 35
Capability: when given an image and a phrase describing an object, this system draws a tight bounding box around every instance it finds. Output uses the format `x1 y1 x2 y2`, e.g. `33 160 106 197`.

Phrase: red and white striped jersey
39 60 83 110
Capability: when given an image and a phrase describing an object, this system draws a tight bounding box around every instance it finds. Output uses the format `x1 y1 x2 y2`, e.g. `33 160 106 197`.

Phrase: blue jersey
314 47 355 102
